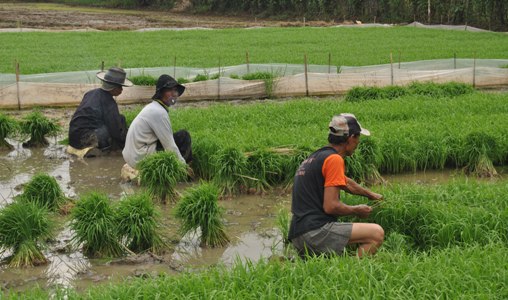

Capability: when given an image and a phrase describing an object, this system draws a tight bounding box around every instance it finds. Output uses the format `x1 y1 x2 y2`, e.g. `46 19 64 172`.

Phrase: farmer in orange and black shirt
288 113 384 257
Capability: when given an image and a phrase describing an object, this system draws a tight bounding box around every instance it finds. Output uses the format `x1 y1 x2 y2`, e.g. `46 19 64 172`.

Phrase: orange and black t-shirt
288 146 347 240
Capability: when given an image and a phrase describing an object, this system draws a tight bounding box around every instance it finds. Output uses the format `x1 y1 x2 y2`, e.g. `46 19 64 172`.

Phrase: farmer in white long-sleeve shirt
122 75 192 169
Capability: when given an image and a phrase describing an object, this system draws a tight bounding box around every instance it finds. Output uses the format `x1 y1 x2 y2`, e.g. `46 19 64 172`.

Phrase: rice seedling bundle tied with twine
70 192 123 258
19 111 60 148
138 151 188 203
175 182 229 247
116 192 165 254
0 113 18 150
0 201 54 267
19 173 65 212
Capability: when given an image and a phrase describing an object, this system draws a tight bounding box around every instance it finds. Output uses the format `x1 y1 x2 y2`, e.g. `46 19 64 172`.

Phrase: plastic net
1 59 507 108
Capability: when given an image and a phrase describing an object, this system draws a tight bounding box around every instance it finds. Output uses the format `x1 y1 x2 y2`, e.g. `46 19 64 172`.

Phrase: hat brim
152 83 186 100
96 72 133 87
360 128 371 136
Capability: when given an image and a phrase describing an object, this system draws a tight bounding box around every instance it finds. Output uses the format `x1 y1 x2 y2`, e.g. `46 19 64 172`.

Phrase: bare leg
348 223 384 257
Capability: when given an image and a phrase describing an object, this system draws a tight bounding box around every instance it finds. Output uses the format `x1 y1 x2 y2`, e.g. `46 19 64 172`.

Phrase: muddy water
0 141 290 293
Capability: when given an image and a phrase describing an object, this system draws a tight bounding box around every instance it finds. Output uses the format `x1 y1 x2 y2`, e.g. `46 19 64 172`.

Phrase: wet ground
1 131 506 293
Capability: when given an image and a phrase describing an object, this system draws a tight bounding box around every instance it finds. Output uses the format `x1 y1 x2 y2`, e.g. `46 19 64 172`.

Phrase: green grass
174 182 229 247
8 243 507 299
130 74 157 86
1 27 508 74
137 151 188 203
116 192 165 254
0 201 54 268
345 82 474 102
70 192 123 258
20 173 65 211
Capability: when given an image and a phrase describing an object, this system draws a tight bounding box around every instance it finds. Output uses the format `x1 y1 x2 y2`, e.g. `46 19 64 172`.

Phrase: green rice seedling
241 72 274 81
116 192 165 254
174 182 229 247
177 77 190 84
281 146 313 186
276 207 291 246
130 74 157 86
193 73 209 82
0 201 53 267
20 173 65 211
70 192 123 258
192 138 220 180
463 132 498 177
345 86 383 102
19 110 60 147
137 151 188 203
212 147 248 195
246 149 284 192
229 74 240 79
210 73 221 80
381 85 409 99
123 107 142 127
0 113 18 150
350 137 383 184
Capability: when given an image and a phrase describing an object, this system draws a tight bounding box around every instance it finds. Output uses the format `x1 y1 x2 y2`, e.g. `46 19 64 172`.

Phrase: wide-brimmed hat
96 67 133 87
329 113 370 137
152 74 185 100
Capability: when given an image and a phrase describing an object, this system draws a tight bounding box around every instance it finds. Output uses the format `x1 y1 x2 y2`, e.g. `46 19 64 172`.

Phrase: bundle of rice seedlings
463 132 498 177
116 192 165 254
70 192 123 258
282 146 313 186
19 111 60 147
0 113 18 150
0 201 53 267
175 182 229 247
20 173 65 211
276 207 291 246
246 149 283 192
137 151 188 203
192 138 220 180
212 147 248 195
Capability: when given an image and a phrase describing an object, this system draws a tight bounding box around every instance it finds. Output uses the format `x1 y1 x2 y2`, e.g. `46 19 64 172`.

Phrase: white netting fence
1 59 507 108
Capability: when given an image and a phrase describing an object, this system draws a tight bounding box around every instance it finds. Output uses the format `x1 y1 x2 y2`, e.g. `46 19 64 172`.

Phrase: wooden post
303 17 306 27
173 56 177 78
472 52 476 88
304 54 309 97
390 52 394 86
328 52 332 74
398 50 401 69
218 57 221 100
453 53 457 69
101 61 105 72
15 60 20 110
246 51 250 74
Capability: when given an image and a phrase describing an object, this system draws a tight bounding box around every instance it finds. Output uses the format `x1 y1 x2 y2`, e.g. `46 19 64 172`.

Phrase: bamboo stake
304 54 309 97
15 60 20 110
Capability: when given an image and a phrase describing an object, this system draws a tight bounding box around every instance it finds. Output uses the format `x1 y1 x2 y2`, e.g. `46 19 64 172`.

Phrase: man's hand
368 192 383 201
354 205 372 219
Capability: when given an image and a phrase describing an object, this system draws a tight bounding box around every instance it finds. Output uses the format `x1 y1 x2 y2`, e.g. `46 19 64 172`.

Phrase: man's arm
323 186 372 218
343 177 383 200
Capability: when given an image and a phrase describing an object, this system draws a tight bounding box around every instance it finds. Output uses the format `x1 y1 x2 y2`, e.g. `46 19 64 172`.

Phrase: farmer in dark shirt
68 67 132 156
288 113 384 258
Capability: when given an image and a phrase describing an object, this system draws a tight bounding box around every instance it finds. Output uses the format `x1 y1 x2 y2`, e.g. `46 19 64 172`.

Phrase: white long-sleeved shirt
122 101 185 168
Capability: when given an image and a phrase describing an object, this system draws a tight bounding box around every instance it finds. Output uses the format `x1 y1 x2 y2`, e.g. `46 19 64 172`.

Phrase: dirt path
0 3 305 30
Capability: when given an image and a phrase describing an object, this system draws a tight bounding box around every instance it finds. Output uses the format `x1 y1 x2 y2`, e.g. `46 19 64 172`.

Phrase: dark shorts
291 222 353 257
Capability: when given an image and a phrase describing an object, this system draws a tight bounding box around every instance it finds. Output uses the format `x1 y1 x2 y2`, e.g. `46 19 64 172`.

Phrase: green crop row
124 90 508 192
7 242 507 299
1 27 508 74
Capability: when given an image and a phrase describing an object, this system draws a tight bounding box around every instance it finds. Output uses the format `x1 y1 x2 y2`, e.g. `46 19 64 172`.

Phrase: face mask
169 97 177 106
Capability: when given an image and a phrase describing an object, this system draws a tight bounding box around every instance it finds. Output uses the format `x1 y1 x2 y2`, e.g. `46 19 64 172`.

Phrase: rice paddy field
1 26 508 74
1 86 507 298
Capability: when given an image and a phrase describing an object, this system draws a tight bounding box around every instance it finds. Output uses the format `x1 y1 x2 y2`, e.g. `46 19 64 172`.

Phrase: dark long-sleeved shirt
69 88 127 149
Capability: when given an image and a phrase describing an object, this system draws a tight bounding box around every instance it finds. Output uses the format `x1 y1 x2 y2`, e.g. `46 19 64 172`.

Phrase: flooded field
1 137 506 293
